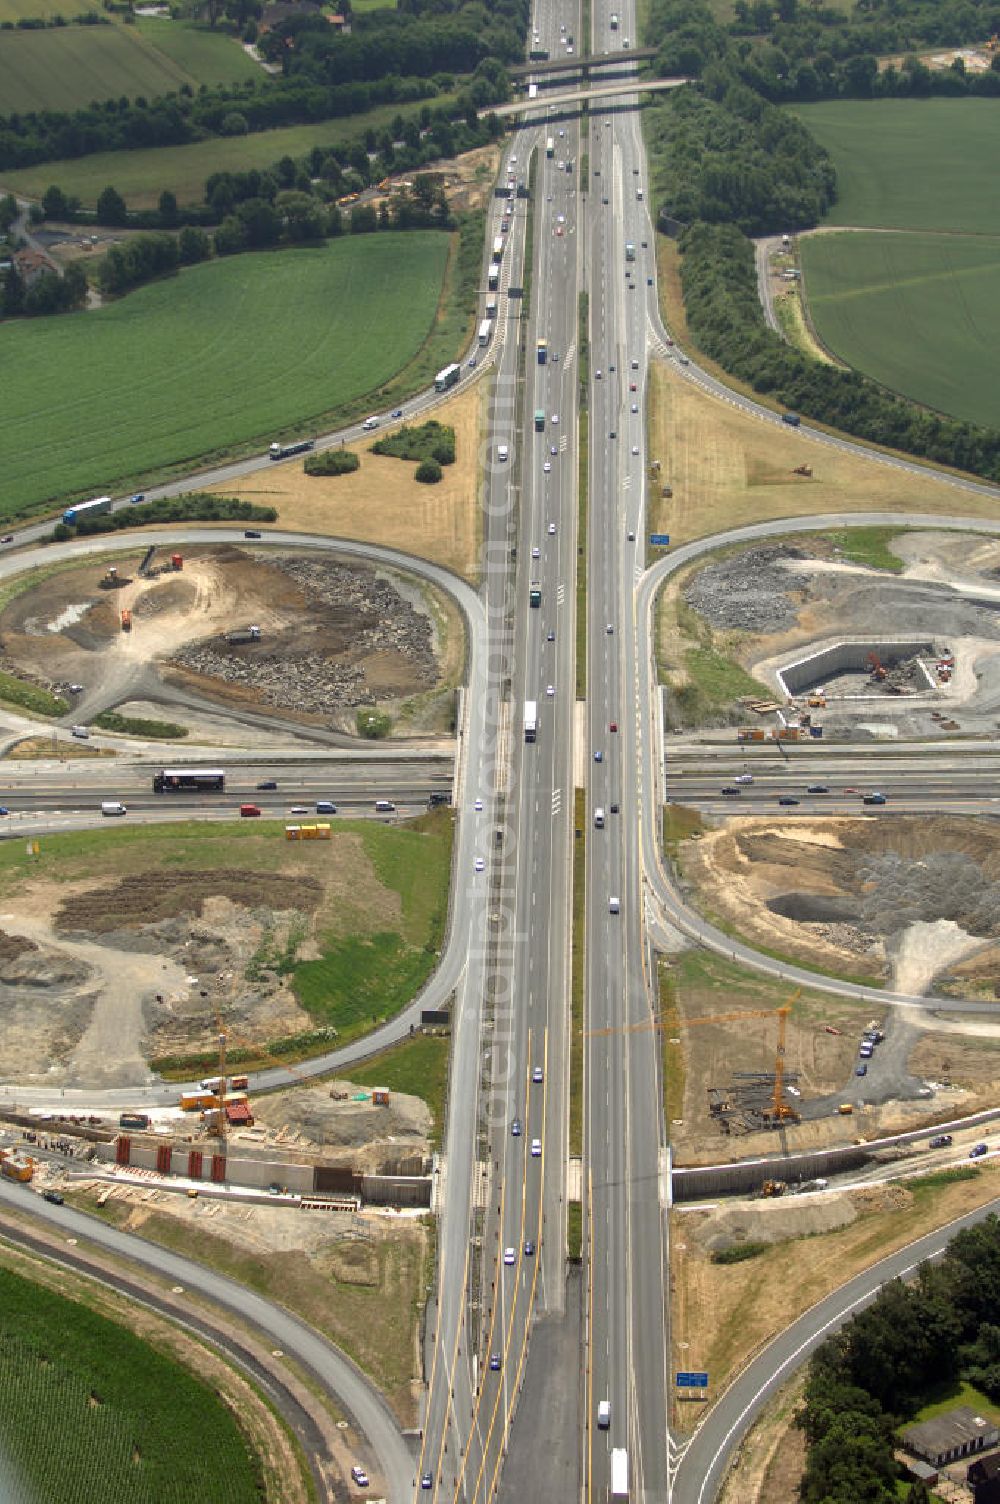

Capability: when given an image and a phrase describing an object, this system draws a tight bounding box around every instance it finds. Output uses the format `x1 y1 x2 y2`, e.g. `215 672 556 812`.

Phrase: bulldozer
791 464 812 477
759 1179 786 1198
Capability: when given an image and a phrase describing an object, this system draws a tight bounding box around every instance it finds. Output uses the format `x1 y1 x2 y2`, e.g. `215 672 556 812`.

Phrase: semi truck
435 362 461 392
625 242 636 262
611 1448 629 1500
535 409 546 431
529 582 542 607
546 137 554 158
478 318 492 347
537 339 547 364
524 701 537 742
62 495 111 526
492 235 504 263
488 266 499 291
486 297 498 320
269 438 314 460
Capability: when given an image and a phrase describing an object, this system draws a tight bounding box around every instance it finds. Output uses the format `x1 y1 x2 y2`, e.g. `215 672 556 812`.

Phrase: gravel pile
857 850 1000 938
684 545 812 633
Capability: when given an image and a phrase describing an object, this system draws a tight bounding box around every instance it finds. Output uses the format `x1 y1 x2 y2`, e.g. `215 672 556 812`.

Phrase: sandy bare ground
208 382 484 581
890 918 988 995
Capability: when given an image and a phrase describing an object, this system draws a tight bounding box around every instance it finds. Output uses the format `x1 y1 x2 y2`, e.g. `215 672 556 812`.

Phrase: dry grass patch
646 356 981 549
208 382 484 582
671 1166 999 1424
6 737 115 760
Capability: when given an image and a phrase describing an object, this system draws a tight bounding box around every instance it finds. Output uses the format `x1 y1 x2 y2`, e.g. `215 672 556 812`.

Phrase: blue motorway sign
676 1371 709 1389
650 533 671 547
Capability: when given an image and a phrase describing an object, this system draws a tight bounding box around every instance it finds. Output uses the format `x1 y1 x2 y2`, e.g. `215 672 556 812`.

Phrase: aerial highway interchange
6 9 1000 1504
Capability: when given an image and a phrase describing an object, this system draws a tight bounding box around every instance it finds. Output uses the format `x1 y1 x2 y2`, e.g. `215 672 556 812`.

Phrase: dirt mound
0 930 37 963
253 1082 431 1174
56 870 323 934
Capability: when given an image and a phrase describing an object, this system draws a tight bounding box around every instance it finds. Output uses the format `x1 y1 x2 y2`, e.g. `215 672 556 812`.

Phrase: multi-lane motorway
9 27 1000 1504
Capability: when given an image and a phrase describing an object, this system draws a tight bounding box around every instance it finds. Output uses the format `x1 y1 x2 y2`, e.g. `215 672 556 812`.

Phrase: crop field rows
790 99 1000 428
0 17 258 114
0 233 449 514
801 230 1000 429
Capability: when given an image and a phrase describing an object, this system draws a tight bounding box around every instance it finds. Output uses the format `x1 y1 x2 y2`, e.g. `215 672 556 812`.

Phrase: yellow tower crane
684 990 801 1123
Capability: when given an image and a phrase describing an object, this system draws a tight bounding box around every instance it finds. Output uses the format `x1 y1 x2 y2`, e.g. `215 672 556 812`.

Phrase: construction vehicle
0 1153 33 1182
791 464 812 477
101 565 120 588
171 554 183 570
807 694 826 708
866 651 887 682
759 1179 786 1197
120 608 132 632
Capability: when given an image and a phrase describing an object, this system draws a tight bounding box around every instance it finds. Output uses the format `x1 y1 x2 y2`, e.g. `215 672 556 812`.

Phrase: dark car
855 1064 867 1077
43 1190 64 1205
863 793 887 805
782 412 801 426
807 785 830 794
523 1239 535 1256
0 807 8 817
0 534 13 543
778 796 800 806
721 787 741 796
391 408 403 418
610 803 620 814
129 493 145 505
244 529 262 539
970 1143 989 1159
489 1353 501 1371
929 1134 953 1149
511 1117 521 1137
256 780 278 790
421 1473 433 1490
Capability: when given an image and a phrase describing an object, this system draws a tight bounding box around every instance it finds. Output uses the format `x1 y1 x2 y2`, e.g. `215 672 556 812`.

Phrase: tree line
0 0 515 172
677 219 1000 484
799 1212 1000 1502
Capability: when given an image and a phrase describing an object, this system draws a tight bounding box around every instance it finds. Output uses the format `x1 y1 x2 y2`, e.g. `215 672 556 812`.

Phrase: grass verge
711 1241 769 1265
577 287 589 700
824 525 905 572
350 1031 451 1149
570 788 586 1157
659 959 683 1129
694 905 885 991
0 669 68 719
662 803 705 863
567 1200 582 1263
92 710 189 739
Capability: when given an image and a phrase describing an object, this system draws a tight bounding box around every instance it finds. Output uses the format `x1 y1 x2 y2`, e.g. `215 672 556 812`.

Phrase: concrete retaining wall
776 638 935 698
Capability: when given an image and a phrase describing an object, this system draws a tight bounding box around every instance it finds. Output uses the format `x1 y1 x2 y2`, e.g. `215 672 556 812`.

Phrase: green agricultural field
0 1265 263 1503
801 229 1000 428
133 16 261 88
0 95 455 208
791 99 1000 233
0 20 257 115
0 233 449 513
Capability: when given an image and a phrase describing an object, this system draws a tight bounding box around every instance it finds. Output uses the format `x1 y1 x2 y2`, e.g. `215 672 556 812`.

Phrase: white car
551 413 559 424
595 369 602 379
532 546 540 558
735 774 753 785
631 403 638 413
543 461 552 473
475 856 485 872
475 797 483 810
532 1065 544 1084
631 445 639 455
546 685 554 697
504 1246 516 1266
351 1465 370 1487
530 1138 542 1157
548 522 556 534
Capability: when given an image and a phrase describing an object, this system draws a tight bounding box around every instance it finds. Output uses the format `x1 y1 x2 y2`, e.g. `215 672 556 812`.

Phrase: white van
609 896 620 914
101 801 127 817
594 807 605 828
71 725 89 739
374 799 396 813
497 443 509 462
597 1400 611 1430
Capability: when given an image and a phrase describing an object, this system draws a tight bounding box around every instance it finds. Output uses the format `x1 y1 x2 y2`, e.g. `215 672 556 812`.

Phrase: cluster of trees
304 449 360 476
678 220 1000 483
647 86 836 233
1 9 107 27
89 172 456 300
1 259 87 318
371 419 456 464
649 0 1000 100
799 1213 1000 1503
52 493 277 541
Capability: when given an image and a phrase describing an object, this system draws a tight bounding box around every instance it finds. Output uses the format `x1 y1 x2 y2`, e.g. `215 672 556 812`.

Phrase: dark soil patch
56 870 323 934
0 932 37 962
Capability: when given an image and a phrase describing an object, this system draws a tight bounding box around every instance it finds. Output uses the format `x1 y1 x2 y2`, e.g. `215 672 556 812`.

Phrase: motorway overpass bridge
508 45 657 77
491 74 688 117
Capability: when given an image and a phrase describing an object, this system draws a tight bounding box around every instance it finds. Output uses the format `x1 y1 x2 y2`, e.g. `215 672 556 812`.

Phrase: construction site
0 543 458 744
666 529 1000 739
